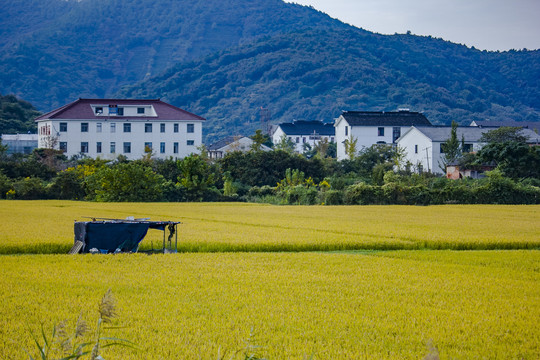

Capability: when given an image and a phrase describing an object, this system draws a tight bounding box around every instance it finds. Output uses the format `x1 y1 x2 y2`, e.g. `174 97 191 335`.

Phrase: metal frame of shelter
69 217 181 254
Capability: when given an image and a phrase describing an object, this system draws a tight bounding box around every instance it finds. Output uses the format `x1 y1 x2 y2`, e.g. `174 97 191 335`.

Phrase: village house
334 110 432 160
207 135 271 159
272 120 335 153
1 133 38 155
396 126 539 174
34 98 205 160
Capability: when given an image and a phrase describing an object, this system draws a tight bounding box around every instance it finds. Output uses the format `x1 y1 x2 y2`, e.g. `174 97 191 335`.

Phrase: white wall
38 118 203 160
273 126 334 154
396 128 435 173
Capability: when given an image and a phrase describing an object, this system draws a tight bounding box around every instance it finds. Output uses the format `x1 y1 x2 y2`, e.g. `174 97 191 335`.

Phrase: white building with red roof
35 98 205 160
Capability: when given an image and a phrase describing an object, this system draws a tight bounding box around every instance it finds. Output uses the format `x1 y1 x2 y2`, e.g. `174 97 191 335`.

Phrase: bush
323 189 344 205
344 183 382 205
12 177 47 199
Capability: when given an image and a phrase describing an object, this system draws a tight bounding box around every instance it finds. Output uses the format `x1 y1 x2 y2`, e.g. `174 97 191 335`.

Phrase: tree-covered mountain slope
119 27 540 142
0 94 40 134
1 0 345 110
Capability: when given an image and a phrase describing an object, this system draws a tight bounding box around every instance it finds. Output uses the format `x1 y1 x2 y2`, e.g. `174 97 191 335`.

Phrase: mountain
1 0 345 111
119 27 540 142
0 94 40 134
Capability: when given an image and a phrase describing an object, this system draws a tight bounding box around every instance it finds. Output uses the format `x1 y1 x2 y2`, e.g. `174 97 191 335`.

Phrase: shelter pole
163 230 166 253
175 224 178 252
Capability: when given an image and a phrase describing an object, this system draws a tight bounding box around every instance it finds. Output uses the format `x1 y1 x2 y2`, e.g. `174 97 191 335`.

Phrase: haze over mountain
1 0 539 142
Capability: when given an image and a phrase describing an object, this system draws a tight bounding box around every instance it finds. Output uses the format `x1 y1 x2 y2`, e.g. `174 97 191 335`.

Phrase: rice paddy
0 201 538 359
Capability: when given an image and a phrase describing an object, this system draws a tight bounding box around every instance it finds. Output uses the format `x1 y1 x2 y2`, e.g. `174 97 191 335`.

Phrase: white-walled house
207 135 271 159
334 110 432 160
272 120 335 153
396 126 540 174
1 134 38 154
34 98 205 160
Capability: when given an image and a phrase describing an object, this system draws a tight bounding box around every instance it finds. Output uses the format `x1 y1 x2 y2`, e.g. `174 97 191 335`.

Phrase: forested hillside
120 28 540 142
1 0 344 110
0 94 40 134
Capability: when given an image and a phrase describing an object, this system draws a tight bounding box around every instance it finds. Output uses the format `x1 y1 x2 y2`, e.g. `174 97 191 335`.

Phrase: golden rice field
0 201 539 253
1 251 539 359
0 201 539 359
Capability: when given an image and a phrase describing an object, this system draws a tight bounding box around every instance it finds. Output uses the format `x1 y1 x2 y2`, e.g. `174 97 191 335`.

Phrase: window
187 123 194 133
345 126 348 136
173 142 179 154
137 107 145 114
378 127 384 136
296 137 300 143
160 142 165 153
123 142 131 153
144 142 152 152
117 107 124 116
463 144 473 153
440 144 446 153
81 123 89 132
96 142 102 153
95 107 103 115
174 123 179 133
59 122 67 132
123 123 131 132
59 142 67 152
110 123 116 133
415 145 418 154
109 105 118 115
80 142 88 153
96 122 102 133
187 140 194 146
145 123 152 133
302 137 306 143
331 137 334 142
110 142 116 154
392 127 401 142
160 123 165 133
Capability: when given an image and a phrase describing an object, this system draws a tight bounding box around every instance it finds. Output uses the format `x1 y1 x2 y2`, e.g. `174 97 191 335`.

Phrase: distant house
1 134 38 155
470 120 540 133
334 110 432 160
272 120 335 153
207 135 271 159
396 126 539 174
34 98 205 160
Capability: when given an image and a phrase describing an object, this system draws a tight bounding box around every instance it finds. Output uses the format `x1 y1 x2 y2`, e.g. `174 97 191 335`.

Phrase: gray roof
471 120 540 133
412 126 540 143
207 136 243 151
341 110 431 127
277 120 335 136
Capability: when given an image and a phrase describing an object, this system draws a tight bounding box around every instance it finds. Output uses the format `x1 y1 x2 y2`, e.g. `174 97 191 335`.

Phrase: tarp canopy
74 221 178 254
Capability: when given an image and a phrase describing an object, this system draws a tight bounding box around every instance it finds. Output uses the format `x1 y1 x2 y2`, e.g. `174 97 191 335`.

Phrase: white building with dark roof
272 120 335 153
34 98 205 160
334 110 432 160
397 126 540 174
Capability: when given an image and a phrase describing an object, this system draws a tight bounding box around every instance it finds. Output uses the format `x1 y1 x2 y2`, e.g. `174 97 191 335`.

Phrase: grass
1 251 538 359
0 201 539 254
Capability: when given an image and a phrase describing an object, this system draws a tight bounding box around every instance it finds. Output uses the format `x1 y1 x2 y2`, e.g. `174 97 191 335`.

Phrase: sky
285 0 540 51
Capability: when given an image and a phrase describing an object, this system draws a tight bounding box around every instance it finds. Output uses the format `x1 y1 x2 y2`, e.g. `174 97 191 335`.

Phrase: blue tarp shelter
71 219 180 254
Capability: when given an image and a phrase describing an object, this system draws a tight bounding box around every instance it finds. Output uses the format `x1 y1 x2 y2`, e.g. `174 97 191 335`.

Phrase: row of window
59 122 195 133
62 141 195 154
291 136 335 144
343 126 402 142
94 106 145 115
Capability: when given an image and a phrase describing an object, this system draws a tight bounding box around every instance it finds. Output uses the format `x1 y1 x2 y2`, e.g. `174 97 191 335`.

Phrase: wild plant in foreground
24 289 136 360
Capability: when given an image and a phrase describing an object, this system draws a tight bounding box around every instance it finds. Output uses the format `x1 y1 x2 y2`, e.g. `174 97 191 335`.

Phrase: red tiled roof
35 98 205 121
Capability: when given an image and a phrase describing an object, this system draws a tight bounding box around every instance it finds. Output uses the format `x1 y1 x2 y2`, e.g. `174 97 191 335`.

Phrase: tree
440 120 461 171
477 141 540 179
86 163 165 202
480 127 528 144
273 134 295 154
250 130 269 152
177 154 216 201
344 136 358 160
